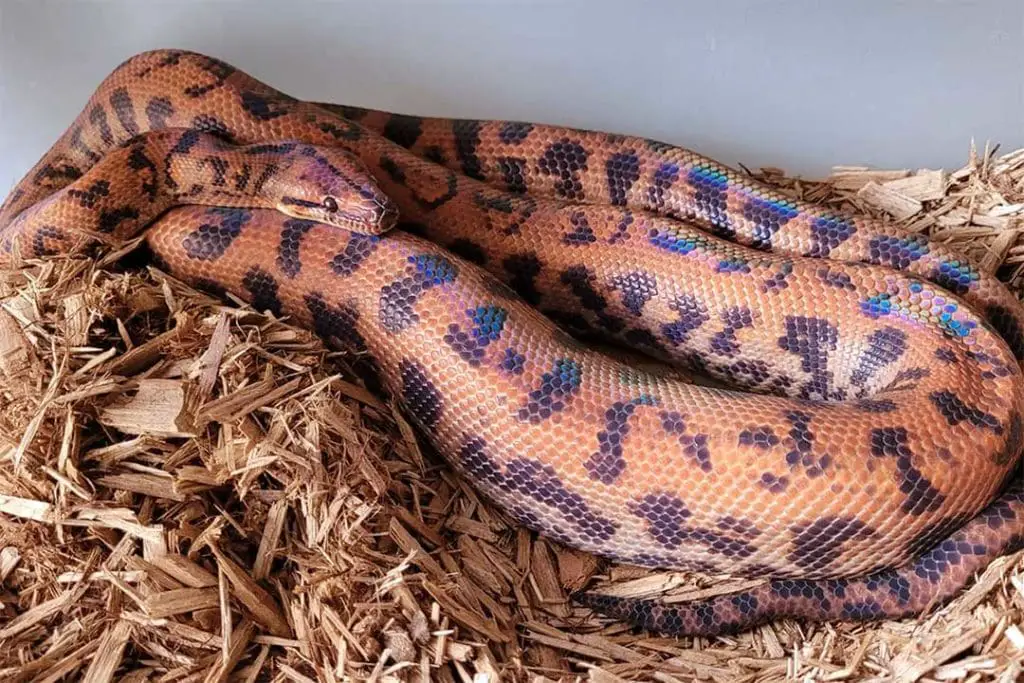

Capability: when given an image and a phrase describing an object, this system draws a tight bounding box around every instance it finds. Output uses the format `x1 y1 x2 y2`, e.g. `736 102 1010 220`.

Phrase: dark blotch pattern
453 119 484 180
560 265 623 332
68 180 111 209
870 427 947 515
379 254 459 333
562 211 597 245
97 206 140 235
444 306 508 366
608 271 657 317
807 215 856 258
783 411 833 478
659 411 712 472
330 234 380 276
869 235 929 270
304 292 368 353
762 261 795 293
745 197 795 248
629 493 691 548
497 156 528 193
817 267 855 290
929 390 1003 433
277 218 317 278
240 90 294 121
788 517 876 572
585 398 657 484
502 252 543 305
145 96 175 129
501 348 526 375
986 304 1024 360
460 437 618 541
630 493 758 557
517 359 583 423
191 114 234 141
760 472 790 493
446 238 488 265
778 316 839 400
606 151 641 206
109 87 139 136
711 307 754 357
88 104 114 146
850 327 908 390
241 266 282 317
538 139 588 200
182 207 250 260
498 121 533 144
738 426 780 449
381 114 423 148
687 166 732 238
647 162 679 210
662 295 710 346
399 359 444 429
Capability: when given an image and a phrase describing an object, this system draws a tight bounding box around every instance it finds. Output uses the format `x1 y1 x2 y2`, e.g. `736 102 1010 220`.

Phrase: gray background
1 0 1022 197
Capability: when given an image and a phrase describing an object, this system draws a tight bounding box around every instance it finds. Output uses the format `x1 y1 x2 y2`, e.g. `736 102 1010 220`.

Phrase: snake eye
323 196 339 213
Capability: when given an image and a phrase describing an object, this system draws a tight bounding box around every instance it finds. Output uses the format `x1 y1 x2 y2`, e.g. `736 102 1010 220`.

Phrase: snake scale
3 49 1024 637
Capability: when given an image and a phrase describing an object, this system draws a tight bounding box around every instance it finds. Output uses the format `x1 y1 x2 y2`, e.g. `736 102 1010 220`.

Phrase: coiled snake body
3 49 1024 636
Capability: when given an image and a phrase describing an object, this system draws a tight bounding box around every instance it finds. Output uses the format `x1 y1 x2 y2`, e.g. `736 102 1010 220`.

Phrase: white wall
1 0 1022 196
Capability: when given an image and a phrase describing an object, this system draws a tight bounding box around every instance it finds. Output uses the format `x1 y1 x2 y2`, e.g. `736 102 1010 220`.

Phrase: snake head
273 144 399 235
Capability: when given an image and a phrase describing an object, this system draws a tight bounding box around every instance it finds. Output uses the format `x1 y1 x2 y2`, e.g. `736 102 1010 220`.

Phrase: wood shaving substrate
1 141 1023 683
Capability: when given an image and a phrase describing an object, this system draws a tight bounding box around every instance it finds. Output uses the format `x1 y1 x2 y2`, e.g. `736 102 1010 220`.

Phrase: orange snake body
3 49 1024 636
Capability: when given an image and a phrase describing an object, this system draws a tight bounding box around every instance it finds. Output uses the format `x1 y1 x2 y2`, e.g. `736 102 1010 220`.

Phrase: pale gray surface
1 0 1022 197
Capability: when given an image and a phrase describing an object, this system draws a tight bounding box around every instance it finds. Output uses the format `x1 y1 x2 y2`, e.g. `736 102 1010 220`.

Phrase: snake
2 49 1024 637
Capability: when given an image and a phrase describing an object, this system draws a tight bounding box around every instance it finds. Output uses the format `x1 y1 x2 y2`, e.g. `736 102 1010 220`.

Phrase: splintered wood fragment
209 544 291 637
70 508 167 556
62 291 91 347
97 472 186 501
202 618 256 683
98 378 197 437
143 586 221 618
102 324 187 376
198 376 301 424
884 169 947 201
0 546 20 581
890 626 989 683
979 229 1019 273
556 549 600 593
0 305 34 377
253 498 287 581
421 580 509 643
446 515 498 543
389 517 449 581
197 312 230 399
588 668 629 683
0 587 76 638
524 627 613 661
529 542 569 616
857 181 923 220
80 619 133 683
55 570 144 584
829 167 910 190
0 493 52 522
2 640 99 683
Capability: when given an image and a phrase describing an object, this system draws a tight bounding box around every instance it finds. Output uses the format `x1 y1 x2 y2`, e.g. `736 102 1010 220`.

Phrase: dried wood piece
209 544 291 637
857 181 923 220
98 378 198 437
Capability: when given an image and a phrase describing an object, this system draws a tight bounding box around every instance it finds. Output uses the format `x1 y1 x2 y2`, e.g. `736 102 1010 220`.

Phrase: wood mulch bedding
1 141 1023 682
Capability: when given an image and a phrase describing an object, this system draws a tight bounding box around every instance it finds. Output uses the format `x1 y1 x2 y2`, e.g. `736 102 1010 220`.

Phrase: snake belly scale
2 49 1024 636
